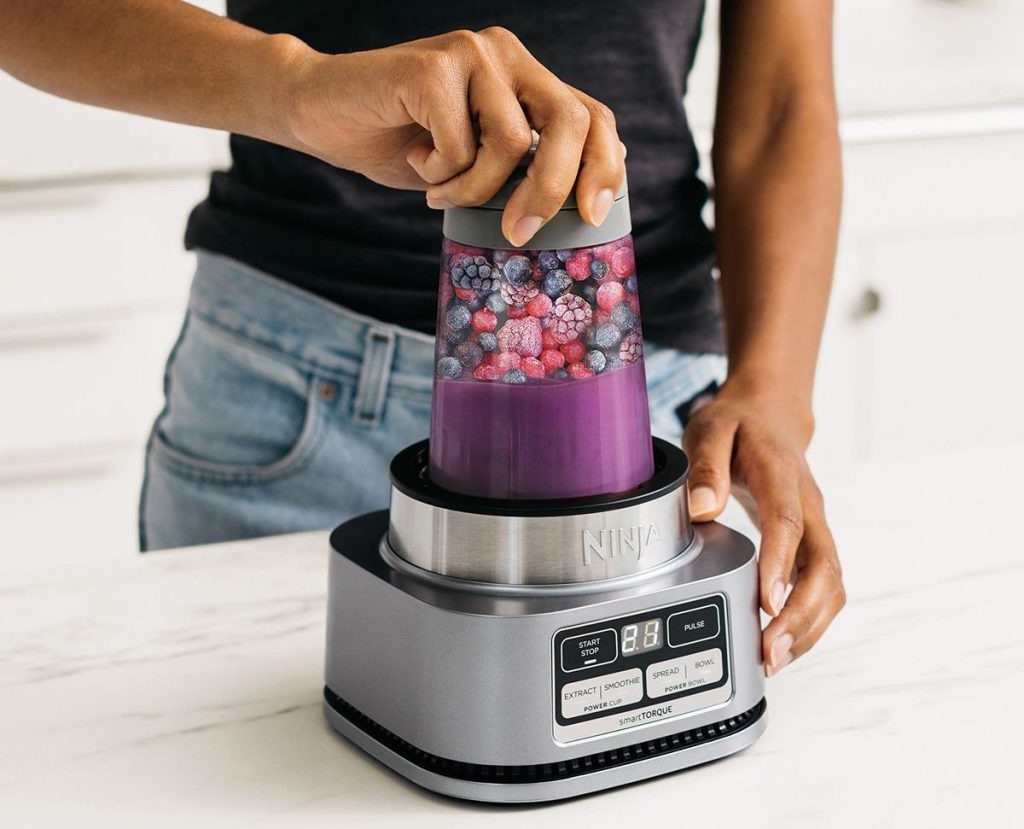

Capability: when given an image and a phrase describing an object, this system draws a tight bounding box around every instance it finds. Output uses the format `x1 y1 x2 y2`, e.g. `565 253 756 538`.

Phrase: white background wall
1 0 1022 565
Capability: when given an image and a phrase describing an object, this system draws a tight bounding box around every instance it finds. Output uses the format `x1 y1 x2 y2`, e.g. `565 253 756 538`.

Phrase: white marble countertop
3 445 1020 827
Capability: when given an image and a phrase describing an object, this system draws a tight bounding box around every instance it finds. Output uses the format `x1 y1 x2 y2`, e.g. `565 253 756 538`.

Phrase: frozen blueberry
590 259 610 280
486 292 508 314
580 282 598 305
437 356 462 378
585 350 607 373
556 249 573 263
604 355 625 371
502 255 531 285
464 294 484 311
624 275 638 295
492 249 512 267
478 331 498 352
538 250 560 272
611 302 638 330
550 368 570 379
502 368 527 384
541 269 571 298
444 327 467 345
594 322 622 349
446 304 472 331
454 341 484 369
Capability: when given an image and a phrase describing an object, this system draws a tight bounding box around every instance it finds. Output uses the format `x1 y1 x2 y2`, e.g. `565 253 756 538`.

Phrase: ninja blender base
324 439 766 803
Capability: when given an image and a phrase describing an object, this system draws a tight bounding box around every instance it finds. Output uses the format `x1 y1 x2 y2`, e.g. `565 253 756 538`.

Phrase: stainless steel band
387 479 692 585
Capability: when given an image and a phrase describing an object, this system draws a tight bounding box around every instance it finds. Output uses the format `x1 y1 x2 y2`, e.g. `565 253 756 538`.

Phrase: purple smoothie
429 360 654 500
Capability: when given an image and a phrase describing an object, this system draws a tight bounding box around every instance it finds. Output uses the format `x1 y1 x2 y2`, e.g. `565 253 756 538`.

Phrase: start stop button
560 628 618 672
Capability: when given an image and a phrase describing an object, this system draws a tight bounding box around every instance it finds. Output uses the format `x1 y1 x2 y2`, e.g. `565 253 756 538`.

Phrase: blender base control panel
552 594 732 743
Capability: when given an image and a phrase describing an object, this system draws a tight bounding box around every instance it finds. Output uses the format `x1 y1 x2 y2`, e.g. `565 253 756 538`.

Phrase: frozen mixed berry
497 317 543 357
540 348 566 372
446 304 472 332
450 255 496 292
541 327 560 349
612 246 635 277
496 352 523 372
597 281 626 311
624 275 638 294
550 367 570 380
619 330 642 363
492 249 512 268
611 301 639 331
503 368 527 384
604 354 625 371
592 242 618 262
486 292 508 315
551 294 593 343
594 322 622 350
471 308 498 332
538 250 560 271
437 356 462 378
566 251 593 281
473 364 502 381
527 293 553 318
444 326 466 345
507 304 528 319
454 286 477 301
585 350 607 373
521 356 546 379
454 341 484 369
567 362 594 380
478 331 498 352
560 338 586 364
500 279 539 308
502 255 532 285
556 249 573 263
590 259 610 281
541 268 572 298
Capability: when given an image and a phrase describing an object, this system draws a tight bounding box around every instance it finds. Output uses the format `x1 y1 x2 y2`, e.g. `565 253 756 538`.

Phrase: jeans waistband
188 250 435 395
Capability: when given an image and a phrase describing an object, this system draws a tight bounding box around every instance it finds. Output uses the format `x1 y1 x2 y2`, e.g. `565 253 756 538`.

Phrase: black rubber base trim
324 687 766 785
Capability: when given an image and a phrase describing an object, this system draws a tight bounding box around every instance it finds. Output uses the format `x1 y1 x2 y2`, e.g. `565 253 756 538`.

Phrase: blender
323 162 766 803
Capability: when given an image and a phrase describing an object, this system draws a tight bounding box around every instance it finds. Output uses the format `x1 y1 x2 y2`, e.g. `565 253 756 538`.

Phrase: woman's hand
283 27 624 247
682 382 845 676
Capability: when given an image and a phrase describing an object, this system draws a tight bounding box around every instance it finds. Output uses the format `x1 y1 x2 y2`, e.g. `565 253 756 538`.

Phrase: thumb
682 415 735 522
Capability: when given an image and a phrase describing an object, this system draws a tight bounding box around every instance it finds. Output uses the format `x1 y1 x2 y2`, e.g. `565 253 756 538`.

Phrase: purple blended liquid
430 361 654 500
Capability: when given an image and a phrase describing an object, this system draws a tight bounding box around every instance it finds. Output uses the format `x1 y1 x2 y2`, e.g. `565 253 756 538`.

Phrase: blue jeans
140 251 727 550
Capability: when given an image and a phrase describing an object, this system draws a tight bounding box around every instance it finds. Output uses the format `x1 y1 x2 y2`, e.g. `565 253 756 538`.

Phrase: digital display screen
620 618 664 656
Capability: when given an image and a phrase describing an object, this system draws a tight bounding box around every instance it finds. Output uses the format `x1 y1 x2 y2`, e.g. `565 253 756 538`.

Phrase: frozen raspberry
450 254 496 292
541 327 560 349
619 331 642 364
540 348 566 373
503 368 527 384
507 304 528 319
585 350 607 373
590 259 611 281
567 362 594 380
478 331 498 352
497 352 523 372
541 269 572 298
592 243 618 262
551 294 593 344
611 246 635 277
566 251 593 281
446 304 472 332
471 308 498 332
560 339 586 364
611 301 639 331
437 356 462 378
454 341 484 369
527 293 553 319
473 364 502 381
594 322 622 350
500 279 539 308
497 317 543 357
521 357 546 379
502 255 532 285
597 282 626 311
538 250 560 271
454 287 477 301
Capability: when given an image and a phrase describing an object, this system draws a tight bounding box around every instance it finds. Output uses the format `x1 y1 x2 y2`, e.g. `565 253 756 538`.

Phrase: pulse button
667 605 721 648
561 629 618 672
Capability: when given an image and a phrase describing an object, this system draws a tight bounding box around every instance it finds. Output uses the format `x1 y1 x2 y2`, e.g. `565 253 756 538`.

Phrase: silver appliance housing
324 439 767 803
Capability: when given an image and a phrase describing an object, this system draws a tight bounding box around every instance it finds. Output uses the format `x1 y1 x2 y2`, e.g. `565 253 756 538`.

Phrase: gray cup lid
442 153 631 251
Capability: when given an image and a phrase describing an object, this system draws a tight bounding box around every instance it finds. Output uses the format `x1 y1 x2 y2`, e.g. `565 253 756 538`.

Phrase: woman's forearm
0 0 309 148
711 0 842 427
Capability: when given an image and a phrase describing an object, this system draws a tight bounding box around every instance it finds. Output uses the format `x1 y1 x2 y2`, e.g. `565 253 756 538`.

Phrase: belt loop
352 327 397 427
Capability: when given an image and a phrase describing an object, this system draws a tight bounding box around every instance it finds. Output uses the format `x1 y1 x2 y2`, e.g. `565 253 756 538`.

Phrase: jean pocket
148 314 345 485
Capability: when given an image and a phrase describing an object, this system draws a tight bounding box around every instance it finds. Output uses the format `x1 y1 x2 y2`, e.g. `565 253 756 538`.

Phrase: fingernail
769 581 786 616
509 215 543 247
426 196 454 210
767 633 794 676
590 188 614 226
688 485 717 517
